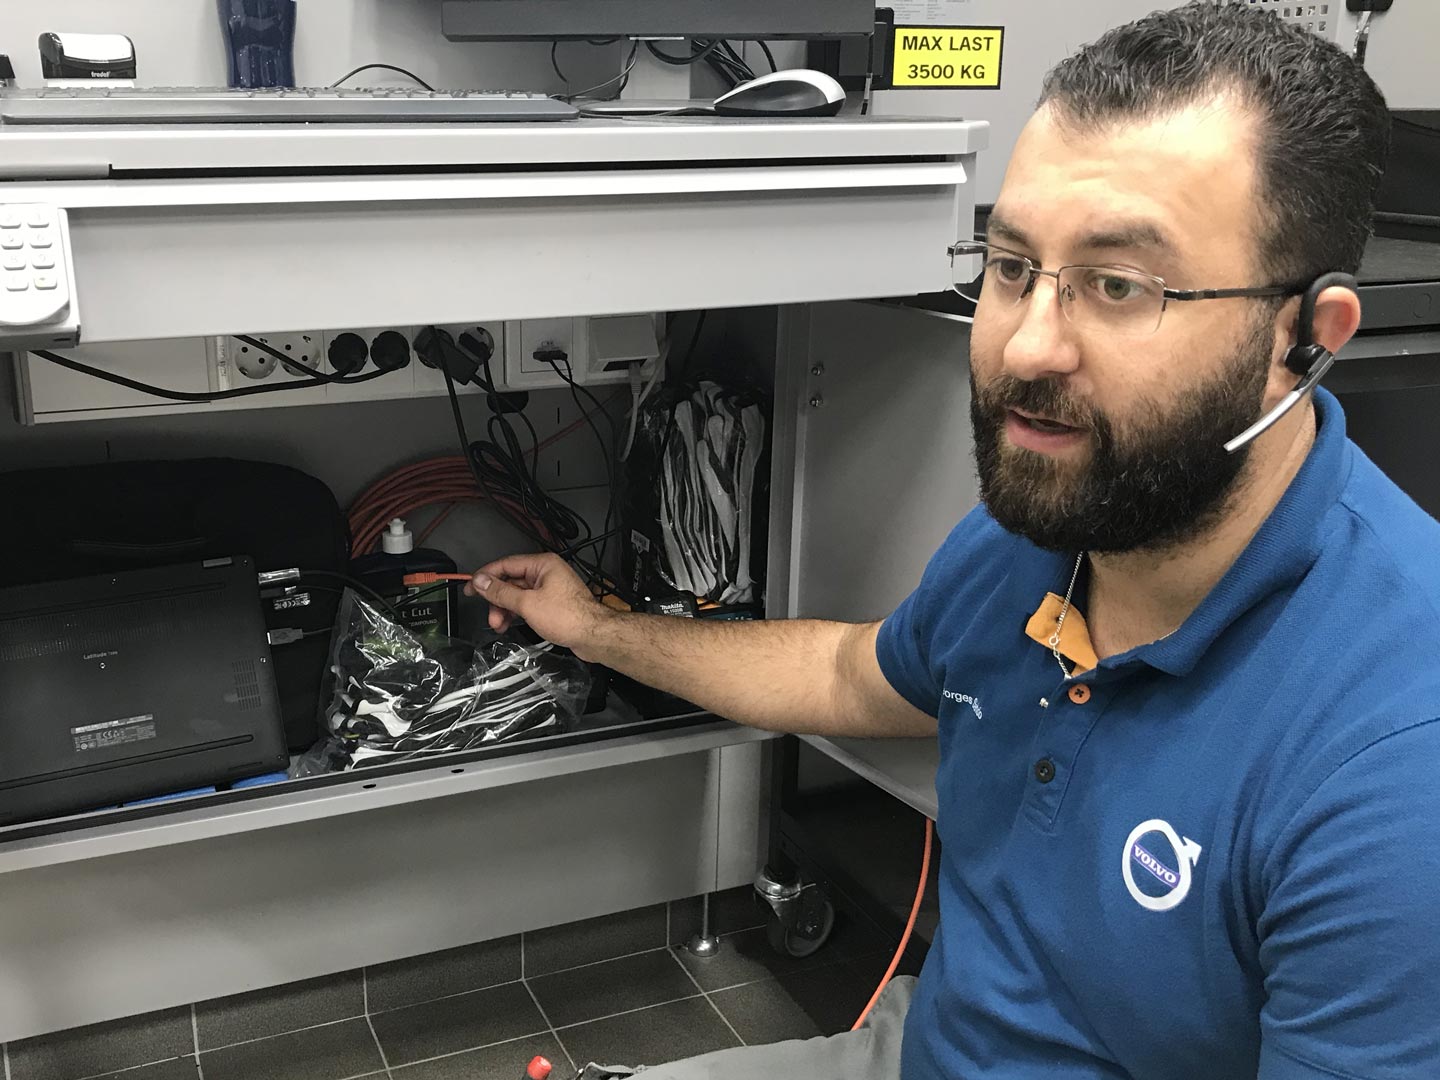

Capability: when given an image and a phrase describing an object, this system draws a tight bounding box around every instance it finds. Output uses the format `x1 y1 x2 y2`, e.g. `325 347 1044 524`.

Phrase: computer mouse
712 69 845 118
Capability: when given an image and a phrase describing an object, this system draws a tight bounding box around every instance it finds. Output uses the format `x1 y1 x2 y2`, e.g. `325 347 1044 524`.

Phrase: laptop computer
0 556 289 826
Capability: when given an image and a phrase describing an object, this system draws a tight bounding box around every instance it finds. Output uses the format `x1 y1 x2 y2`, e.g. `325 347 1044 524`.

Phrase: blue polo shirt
877 388 1440 1080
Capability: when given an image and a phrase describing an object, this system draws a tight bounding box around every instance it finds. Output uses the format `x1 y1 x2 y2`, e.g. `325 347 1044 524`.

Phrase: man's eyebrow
984 214 1177 258
1075 221 1175 255
985 213 1029 247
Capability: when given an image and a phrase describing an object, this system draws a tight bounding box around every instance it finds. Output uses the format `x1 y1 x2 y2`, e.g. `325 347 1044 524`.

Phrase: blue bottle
218 0 297 89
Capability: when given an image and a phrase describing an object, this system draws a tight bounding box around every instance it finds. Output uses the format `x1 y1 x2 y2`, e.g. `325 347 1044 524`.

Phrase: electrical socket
322 327 415 401
212 332 326 401
413 322 505 398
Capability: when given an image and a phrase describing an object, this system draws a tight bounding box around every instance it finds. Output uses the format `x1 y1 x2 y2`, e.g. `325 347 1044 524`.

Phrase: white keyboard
0 86 580 125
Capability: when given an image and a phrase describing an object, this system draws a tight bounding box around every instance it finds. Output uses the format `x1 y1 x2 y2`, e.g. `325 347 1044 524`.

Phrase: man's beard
970 321 1274 554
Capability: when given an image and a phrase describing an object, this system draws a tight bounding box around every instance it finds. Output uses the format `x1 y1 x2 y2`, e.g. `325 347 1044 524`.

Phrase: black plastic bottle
350 518 458 643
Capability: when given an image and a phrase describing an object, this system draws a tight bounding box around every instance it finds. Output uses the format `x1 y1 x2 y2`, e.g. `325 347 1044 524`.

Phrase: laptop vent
231 659 263 712
0 592 215 663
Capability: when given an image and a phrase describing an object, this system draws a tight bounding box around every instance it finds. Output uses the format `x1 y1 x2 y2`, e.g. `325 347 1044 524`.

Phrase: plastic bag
293 589 591 776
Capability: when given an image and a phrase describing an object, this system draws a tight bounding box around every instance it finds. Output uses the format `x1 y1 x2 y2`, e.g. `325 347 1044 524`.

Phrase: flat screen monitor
441 0 875 41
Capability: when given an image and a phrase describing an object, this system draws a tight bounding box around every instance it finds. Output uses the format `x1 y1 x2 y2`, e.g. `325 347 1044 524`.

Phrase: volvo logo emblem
1122 818 1203 912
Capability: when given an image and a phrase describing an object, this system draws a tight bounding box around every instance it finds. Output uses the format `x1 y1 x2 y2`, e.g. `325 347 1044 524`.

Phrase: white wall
0 0 807 97
873 0 1437 206
0 0 618 92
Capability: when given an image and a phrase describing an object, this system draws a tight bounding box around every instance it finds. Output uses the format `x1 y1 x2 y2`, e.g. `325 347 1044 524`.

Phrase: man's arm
467 553 936 739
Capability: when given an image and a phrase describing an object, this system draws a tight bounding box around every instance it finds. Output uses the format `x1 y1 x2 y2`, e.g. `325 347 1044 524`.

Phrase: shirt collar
1019 388 1352 679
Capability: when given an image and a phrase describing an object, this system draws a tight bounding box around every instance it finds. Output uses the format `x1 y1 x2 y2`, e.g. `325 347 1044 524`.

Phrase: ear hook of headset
1223 271 1358 454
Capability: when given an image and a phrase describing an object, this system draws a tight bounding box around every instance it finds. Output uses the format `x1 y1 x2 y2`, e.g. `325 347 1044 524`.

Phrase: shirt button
1034 758 1056 784
1068 683 1092 705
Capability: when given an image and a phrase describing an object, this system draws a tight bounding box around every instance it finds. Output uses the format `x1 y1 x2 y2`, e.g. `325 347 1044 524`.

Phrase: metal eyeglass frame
947 239 1307 332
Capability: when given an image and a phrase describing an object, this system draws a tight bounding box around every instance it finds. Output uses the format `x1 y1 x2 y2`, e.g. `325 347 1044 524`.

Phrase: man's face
970 98 1289 554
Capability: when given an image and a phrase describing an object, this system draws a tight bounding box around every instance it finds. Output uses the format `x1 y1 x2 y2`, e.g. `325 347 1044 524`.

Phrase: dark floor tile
527 950 699 1030
90 1058 201 1080
8 1008 193 1080
370 981 545 1067
668 886 768 946
199 1018 382 1080
390 1033 567 1080
710 961 879 1045
556 997 739 1069
523 904 667 978
196 971 364 1049
367 937 522 1013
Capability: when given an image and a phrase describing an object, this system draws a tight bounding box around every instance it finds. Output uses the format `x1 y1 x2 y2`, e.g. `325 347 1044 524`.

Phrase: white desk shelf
0 116 988 344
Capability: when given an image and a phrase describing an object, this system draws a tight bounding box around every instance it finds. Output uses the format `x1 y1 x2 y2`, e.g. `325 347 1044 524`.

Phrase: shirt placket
1025 671 1114 828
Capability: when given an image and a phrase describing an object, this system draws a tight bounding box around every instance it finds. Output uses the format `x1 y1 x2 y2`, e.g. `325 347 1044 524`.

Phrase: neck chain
1048 552 1086 678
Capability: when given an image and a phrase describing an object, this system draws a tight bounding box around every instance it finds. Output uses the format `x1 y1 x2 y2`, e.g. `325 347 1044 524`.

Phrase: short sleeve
1256 719 1440 1079
874 512 998 719
876 585 942 717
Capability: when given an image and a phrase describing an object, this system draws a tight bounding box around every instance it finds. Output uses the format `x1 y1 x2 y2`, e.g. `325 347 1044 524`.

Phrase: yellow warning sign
891 26 1004 89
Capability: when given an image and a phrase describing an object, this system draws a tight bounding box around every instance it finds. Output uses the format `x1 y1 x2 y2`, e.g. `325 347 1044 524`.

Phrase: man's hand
465 553 611 658
466 554 933 739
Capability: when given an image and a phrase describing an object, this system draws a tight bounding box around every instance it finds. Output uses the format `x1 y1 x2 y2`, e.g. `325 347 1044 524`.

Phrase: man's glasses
948 239 1304 337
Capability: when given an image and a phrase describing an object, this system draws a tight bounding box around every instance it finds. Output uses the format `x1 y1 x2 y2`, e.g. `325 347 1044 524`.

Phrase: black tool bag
0 458 348 751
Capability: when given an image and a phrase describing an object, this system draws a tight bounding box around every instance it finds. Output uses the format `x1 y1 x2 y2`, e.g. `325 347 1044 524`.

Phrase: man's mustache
975 375 1099 433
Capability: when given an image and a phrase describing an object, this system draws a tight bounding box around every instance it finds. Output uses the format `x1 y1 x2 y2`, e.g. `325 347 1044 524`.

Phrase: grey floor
4 888 895 1080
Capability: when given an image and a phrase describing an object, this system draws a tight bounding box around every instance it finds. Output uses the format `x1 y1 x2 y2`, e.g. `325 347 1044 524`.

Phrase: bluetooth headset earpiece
1224 271 1358 453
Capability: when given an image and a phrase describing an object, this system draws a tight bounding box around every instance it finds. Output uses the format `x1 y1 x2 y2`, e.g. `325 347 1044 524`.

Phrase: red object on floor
526 1056 554 1080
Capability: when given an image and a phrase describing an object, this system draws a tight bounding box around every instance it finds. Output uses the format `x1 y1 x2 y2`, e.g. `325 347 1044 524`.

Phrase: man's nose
1000 275 1082 383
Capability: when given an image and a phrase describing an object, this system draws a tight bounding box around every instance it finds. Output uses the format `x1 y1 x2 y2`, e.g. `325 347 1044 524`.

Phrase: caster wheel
766 896 835 958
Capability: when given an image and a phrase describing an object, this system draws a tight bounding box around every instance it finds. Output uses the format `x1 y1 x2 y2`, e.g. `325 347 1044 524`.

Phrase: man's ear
1309 284 1363 357
1267 285 1363 393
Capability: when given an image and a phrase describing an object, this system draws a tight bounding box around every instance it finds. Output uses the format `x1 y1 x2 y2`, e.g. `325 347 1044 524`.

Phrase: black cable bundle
419 326 618 593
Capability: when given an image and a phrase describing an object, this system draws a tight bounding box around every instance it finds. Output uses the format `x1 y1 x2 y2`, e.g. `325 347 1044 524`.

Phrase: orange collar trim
1025 592 1099 676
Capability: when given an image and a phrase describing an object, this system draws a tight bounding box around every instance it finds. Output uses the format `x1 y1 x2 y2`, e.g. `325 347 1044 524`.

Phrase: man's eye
1094 274 1144 302
989 258 1028 284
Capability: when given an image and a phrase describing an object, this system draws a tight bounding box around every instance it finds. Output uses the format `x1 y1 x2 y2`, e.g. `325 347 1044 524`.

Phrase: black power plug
1346 0 1393 11
326 332 368 376
456 327 528 413
370 330 411 372
458 328 495 366
413 326 479 385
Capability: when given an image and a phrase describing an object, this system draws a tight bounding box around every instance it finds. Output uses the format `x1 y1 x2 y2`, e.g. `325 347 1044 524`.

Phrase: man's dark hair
1038 1 1391 283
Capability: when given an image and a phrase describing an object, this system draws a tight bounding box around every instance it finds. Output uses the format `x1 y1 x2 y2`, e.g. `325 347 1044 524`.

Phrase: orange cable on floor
852 816 934 1031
